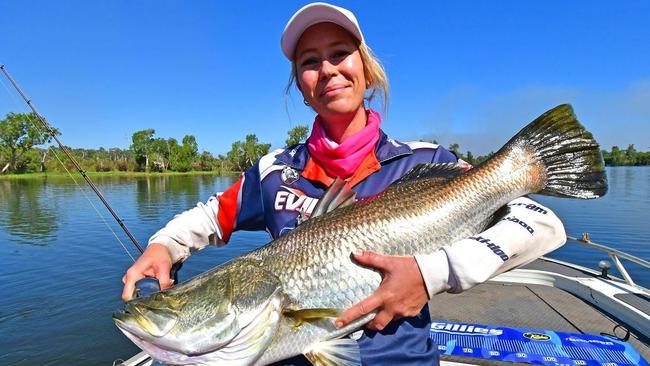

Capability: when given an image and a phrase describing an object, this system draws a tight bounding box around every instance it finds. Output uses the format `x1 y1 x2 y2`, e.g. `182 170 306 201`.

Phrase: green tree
607 146 625 166
130 129 156 171
243 134 270 168
151 137 170 171
198 151 216 171
0 112 55 173
285 125 309 147
638 149 650 166
165 138 178 170
226 134 270 171
465 151 474 164
170 135 199 172
624 144 637 166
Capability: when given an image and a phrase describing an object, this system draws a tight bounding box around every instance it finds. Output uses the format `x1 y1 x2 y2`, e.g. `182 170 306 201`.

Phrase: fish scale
114 104 607 366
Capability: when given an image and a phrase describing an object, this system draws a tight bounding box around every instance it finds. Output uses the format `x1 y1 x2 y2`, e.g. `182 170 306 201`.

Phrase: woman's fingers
338 253 429 331
336 293 383 328
121 266 146 301
367 310 393 331
121 244 174 301
154 261 174 290
352 251 390 271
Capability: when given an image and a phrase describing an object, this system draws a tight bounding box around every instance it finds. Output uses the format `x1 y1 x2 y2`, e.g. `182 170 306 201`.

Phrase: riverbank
0 170 240 180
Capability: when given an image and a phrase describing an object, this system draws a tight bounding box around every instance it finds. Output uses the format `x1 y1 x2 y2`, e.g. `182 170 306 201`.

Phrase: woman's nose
320 60 338 79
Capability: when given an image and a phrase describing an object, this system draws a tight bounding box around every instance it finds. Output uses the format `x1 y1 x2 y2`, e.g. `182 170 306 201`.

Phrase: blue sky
1 1 648 155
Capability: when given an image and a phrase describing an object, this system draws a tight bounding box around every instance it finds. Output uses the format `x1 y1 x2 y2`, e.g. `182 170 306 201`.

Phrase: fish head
113 259 284 364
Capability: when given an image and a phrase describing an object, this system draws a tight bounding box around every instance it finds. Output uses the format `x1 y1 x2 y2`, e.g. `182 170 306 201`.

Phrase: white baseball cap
281 2 364 61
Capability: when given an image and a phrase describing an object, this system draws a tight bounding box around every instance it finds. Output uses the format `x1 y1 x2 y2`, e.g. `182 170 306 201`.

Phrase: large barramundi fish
114 104 607 365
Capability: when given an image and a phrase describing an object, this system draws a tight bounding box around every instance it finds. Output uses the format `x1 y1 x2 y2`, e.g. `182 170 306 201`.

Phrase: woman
122 3 566 365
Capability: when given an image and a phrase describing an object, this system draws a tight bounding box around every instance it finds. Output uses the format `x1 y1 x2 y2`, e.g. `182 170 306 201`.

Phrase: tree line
601 144 650 166
0 112 309 174
444 142 650 167
1 112 648 175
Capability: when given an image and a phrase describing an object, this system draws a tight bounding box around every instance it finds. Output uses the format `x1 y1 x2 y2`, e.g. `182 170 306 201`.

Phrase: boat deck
429 259 650 365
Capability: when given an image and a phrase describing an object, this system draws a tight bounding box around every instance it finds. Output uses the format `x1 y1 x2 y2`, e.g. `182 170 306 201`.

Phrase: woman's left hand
336 251 429 331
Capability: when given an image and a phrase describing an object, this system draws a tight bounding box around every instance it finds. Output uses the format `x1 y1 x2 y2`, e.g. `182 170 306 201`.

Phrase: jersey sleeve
415 197 566 298
148 162 266 263
431 146 459 164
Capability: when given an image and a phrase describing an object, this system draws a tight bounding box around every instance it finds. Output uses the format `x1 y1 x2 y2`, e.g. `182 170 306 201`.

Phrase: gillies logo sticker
523 332 551 341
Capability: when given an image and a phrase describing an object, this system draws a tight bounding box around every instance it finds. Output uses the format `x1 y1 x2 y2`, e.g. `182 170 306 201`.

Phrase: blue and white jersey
229 130 459 240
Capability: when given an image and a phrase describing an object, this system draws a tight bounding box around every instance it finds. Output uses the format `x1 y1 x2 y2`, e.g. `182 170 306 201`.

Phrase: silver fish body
114 104 607 365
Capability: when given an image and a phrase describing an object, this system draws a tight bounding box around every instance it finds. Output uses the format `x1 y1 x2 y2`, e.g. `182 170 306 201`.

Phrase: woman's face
295 22 366 120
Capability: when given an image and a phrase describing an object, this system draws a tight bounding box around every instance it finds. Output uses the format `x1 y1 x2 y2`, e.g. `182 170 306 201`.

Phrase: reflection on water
0 168 649 365
0 179 59 245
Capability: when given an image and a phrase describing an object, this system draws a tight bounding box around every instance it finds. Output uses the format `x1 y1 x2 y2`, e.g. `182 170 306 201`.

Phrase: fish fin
304 338 361 366
391 163 467 186
504 104 607 198
485 204 512 228
220 288 283 363
284 308 341 327
311 178 356 218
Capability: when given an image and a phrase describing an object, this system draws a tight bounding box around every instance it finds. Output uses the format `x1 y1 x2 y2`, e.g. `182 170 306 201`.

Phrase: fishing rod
0 64 144 255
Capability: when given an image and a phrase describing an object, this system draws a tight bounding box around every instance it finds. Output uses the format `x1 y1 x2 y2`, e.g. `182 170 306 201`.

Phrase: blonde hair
285 41 390 114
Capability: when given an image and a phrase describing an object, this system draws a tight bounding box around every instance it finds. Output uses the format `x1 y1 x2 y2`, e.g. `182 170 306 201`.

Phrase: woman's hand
336 252 429 331
121 243 175 301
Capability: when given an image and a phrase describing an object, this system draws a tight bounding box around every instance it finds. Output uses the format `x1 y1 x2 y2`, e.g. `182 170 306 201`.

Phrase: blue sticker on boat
429 320 648 366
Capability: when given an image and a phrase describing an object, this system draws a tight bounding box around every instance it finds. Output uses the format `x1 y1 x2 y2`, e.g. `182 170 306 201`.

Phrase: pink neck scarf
307 109 381 179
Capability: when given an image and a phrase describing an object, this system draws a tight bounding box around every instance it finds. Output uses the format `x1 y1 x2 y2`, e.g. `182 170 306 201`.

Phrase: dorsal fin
310 178 357 219
391 163 467 186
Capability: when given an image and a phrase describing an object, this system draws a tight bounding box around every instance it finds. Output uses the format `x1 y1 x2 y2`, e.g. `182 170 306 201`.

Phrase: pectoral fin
283 308 341 327
304 338 361 366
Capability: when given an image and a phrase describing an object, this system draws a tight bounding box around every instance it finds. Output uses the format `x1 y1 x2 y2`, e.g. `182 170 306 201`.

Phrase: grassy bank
0 170 240 180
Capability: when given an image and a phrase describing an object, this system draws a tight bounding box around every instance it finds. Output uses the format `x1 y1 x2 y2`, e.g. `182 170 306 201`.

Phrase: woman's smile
320 84 349 97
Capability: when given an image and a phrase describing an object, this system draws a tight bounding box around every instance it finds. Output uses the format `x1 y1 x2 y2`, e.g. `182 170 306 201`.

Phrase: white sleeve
415 196 566 298
148 195 225 263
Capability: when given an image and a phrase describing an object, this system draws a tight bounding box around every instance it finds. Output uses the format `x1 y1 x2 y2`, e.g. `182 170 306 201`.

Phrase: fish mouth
112 306 140 335
113 301 179 339
112 304 131 326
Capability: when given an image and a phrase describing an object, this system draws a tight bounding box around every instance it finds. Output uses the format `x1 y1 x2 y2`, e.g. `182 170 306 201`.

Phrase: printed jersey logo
469 235 510 262
281 166 299 184
274 186 319 216
508 202 548 214
501 216 534 235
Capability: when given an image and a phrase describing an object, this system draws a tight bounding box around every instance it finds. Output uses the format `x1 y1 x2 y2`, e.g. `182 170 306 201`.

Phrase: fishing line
0 64 141 261
0 73 137 261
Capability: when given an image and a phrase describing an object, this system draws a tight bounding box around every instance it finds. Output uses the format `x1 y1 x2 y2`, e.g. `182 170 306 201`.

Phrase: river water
0 167 648 365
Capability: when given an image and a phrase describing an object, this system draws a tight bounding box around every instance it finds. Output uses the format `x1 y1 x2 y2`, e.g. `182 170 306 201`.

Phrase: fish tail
506 104 608 199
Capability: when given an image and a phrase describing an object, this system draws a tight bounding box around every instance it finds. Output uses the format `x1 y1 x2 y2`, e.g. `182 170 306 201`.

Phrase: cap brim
281 3 363 60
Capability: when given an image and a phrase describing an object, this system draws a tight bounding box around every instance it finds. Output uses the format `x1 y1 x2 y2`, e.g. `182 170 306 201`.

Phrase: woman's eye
300 57 319 67
333 50 350 59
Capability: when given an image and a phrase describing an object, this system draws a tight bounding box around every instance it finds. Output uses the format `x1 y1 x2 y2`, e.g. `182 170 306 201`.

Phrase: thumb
352 251 389 270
